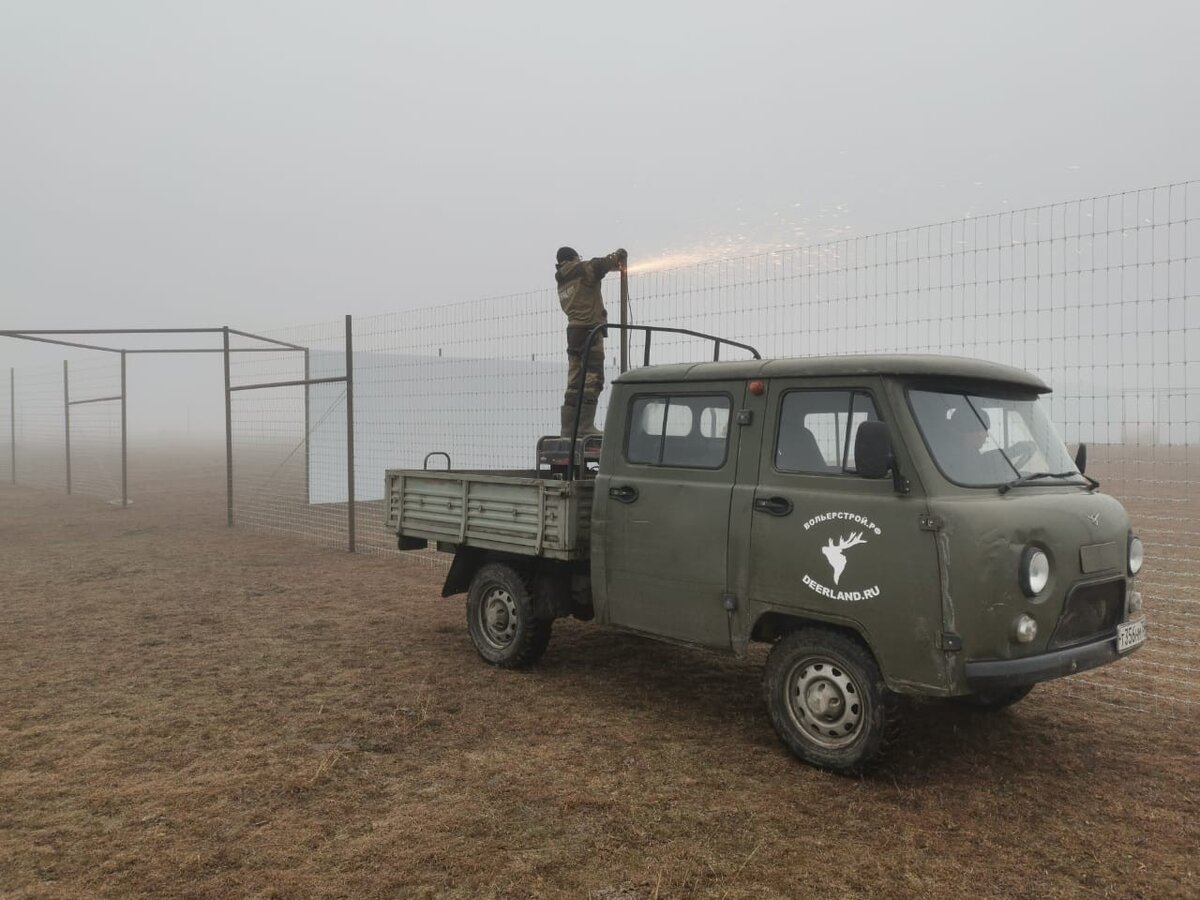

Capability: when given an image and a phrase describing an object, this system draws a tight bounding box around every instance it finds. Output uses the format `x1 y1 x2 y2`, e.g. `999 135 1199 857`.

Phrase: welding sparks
623 204 858 276
625 239 793 275
624 253 706 274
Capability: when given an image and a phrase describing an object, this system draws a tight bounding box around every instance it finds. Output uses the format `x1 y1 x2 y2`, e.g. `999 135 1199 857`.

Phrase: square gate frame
1 318 357 550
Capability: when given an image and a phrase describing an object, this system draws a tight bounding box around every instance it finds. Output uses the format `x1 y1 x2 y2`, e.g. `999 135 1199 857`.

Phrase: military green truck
385 326 1147 772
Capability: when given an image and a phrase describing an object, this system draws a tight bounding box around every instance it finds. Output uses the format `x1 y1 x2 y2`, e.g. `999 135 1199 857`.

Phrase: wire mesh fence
8 363 69 493
0 367 11 486
64 358 125 503
1 359 126 502
1 181 1196 716
228 320 350 548
227 181 1198 715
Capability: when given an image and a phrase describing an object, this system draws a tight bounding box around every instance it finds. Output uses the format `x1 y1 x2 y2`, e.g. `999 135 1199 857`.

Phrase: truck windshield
909 389 1081 488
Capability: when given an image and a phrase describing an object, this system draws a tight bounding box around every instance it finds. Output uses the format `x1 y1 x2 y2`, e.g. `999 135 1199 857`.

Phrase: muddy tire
465 563 552 668
763 627 897 774
953 684 1034 710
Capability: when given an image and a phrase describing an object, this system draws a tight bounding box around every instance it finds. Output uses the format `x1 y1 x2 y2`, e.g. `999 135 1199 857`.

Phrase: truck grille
1049 579 1125 649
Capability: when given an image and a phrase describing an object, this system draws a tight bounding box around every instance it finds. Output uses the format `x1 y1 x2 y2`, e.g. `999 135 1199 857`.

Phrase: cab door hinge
736 409 754 426
939 632 962 651
918 514 943 532
721 593 739 611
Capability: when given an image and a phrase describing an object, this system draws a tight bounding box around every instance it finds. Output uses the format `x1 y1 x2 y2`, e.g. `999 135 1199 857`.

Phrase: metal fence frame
7 367 11 486
0 326 352 541
61 355 127 503
223 315 356 550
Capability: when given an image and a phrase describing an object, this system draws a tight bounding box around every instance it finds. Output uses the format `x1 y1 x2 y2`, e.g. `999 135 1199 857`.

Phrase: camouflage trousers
564 325 605 405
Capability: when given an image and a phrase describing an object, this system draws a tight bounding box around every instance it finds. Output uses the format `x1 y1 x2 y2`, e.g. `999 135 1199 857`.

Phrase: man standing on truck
555 246 627 436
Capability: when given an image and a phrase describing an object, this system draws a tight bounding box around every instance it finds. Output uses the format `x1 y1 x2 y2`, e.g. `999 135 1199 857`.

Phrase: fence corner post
8 367 14 485
303 346 311 507
223 327 233 527
120 350 128 507
345 314 355 553
63 360 72 494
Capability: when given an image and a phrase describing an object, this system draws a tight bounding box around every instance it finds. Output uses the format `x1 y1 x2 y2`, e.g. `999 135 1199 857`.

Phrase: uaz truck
385 326 1146 772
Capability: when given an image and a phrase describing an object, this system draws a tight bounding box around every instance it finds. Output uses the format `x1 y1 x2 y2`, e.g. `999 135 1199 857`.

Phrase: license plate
1117 619 1146 653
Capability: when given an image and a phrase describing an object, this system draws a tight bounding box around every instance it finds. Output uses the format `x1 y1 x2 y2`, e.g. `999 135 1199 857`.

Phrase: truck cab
386 350 1146 773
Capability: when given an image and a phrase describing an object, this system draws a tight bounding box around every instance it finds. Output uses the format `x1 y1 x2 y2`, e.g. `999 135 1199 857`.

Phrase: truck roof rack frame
566 324 761 481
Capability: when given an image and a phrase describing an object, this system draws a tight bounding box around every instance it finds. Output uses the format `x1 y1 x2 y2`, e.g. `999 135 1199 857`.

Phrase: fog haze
2 0 1197 437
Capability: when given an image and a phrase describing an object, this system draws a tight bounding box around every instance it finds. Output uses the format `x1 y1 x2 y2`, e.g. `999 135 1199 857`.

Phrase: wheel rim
784 656 866 750
478 586 519 650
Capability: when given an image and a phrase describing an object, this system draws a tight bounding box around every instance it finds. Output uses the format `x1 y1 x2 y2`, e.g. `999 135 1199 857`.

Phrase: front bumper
964 630 1139 691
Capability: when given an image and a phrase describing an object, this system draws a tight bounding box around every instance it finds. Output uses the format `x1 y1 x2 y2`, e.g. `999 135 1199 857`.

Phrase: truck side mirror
1075 442 1088 475
855 421 893 479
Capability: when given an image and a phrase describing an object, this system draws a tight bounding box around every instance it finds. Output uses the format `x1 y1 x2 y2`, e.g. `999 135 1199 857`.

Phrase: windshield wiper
998 471 1096 494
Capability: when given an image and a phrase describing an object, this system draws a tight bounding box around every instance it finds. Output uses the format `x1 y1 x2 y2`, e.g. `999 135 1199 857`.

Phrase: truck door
599 386 741 648
746 380 946 692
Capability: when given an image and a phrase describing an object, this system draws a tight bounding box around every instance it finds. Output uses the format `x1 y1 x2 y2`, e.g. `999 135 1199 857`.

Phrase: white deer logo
821 532 868 585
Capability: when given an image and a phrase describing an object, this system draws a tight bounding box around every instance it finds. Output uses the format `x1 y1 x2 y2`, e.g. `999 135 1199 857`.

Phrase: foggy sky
2 1 1197 437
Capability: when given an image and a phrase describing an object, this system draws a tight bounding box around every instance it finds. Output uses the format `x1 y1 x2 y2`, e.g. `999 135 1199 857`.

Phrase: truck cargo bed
384 469 594 560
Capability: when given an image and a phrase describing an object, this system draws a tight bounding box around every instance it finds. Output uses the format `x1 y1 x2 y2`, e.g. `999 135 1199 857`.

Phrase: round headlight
1128 535 1144 576
1020 546 1050 597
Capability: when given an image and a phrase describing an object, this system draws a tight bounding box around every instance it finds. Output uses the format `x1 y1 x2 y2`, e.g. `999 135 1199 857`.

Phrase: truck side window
776 390 881 474
627 394 732 469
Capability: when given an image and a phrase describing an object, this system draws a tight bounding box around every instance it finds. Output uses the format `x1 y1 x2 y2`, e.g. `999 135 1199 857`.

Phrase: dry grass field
1 453 1197 899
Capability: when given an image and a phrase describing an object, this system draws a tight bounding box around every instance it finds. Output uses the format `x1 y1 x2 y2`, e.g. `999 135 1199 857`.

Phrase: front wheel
465 562 552 668
763 627 897 774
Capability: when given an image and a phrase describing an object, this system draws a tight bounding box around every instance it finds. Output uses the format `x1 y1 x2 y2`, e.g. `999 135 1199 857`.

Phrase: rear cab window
776 390 881 475
626 394 732 469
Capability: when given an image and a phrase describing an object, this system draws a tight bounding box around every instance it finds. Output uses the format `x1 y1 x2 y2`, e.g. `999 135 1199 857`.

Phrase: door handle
609 485 639 504
753 496 793 516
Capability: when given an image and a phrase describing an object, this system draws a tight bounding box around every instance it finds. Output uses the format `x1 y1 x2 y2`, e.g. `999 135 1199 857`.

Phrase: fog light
1014 614 1038 644
1129 591 1143 614
1020 547 1050 597
1128 535 1144 576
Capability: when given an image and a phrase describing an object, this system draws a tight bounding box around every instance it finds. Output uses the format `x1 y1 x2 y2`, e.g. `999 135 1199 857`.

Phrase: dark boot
578 401 602 436
560 404 577 437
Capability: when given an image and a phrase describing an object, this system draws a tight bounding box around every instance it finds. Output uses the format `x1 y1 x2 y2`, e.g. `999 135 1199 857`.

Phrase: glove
613 248 627 264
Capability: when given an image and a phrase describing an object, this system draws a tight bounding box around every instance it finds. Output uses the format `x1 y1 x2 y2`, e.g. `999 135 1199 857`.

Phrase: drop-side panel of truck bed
384 469 593 561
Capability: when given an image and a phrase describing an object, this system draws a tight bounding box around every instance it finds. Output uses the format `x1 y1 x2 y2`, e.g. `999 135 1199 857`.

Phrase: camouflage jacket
555 253 622 326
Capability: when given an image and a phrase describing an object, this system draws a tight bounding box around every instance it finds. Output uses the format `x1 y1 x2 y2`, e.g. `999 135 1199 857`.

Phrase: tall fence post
303 347 311 507
120 351 128 508
223 327 233 527
63 360 71 494
345 314 355 552
619 265 630 374
8 367 14 484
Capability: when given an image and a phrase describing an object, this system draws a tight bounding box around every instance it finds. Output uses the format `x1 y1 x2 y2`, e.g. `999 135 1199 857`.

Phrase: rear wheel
952 684 1034 710
763 627 897 774
466 562 552 668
